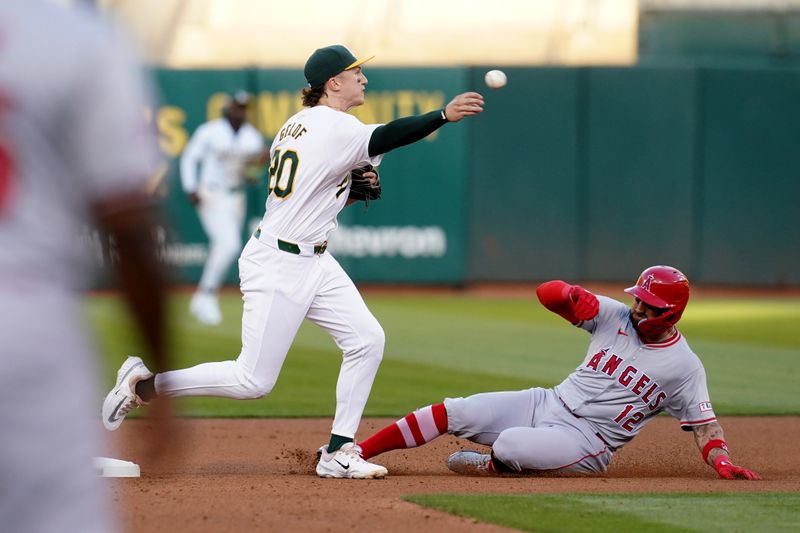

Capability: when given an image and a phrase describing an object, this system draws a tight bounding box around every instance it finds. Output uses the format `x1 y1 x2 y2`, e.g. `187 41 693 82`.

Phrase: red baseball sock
359 403 448 460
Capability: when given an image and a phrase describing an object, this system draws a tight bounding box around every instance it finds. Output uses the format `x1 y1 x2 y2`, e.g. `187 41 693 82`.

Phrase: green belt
254 228 327 255
277 238 327 255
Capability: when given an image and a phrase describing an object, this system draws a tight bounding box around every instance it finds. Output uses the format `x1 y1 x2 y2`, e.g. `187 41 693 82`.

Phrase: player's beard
629 309 645 332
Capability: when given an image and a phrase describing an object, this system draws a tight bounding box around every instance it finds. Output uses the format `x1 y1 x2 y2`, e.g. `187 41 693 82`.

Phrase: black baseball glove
348 164 381 207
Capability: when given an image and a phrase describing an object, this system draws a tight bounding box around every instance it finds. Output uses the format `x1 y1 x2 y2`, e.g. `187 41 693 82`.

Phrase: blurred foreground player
358 266 760 481
0 2 175 531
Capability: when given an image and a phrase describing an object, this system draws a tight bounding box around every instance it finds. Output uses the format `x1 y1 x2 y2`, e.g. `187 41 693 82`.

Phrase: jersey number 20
268 149 299 199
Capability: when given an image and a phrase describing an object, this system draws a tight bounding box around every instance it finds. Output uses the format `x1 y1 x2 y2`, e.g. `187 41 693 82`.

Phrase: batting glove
713 455 761 480
569 285 599 321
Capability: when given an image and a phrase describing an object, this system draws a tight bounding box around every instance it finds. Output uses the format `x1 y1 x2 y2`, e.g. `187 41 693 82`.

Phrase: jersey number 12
613 404 645 432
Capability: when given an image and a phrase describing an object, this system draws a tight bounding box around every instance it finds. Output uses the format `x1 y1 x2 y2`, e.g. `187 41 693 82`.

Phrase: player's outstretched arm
93 194 167 373
692 421 760 480
367 92 484 156
443 92 485 122
93 193 179 461
536 280 599 324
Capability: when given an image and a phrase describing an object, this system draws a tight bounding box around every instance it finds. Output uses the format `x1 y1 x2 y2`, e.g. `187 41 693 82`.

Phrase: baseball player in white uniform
102 44 484 478
1 2 175 532
180 91 265 325
357 266 760 481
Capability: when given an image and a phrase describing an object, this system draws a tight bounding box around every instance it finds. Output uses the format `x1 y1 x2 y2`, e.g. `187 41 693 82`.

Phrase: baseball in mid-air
484 69 507 89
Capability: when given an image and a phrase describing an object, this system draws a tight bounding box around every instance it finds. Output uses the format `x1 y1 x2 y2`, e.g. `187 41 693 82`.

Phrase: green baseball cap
304 45 374 88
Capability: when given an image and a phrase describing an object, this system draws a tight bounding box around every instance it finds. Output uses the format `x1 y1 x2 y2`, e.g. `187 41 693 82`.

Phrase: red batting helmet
624 265 690 336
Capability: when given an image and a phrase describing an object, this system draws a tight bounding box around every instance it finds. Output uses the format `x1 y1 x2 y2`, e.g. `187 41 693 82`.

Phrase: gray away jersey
554 296 717 449
0 1 159 289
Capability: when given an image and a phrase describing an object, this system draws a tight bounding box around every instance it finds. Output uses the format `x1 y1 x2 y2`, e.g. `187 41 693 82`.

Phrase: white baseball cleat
190 292 222 326
316 443 388 479
101 356 153 431
447 451 496 476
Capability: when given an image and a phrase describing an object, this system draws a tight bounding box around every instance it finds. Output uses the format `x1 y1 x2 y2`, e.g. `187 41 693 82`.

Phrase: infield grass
404 492 800 532
87 291 800 417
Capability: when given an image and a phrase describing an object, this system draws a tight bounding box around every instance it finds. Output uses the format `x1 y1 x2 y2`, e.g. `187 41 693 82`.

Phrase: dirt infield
103 416 799 533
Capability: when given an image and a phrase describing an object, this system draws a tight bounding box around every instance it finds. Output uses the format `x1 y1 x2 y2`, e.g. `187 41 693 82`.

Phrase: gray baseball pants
445 387 613 473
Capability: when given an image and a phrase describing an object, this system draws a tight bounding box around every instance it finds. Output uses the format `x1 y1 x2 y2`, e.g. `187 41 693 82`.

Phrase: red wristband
702 439 729 463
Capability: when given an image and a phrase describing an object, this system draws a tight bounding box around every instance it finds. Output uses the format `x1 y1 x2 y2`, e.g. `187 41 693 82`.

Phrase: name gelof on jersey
279 122 308 141
585 348 667 411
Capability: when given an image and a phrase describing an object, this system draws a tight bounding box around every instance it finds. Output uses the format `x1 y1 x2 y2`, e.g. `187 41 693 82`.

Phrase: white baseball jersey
260 106 384 244
1 2 158 532
555 296 717 449
180 118 264 193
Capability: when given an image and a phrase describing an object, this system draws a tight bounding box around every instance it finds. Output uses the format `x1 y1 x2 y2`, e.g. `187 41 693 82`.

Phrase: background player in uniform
180 91 265 325
357 266 760 481
103 44 484 479
0 2 177 531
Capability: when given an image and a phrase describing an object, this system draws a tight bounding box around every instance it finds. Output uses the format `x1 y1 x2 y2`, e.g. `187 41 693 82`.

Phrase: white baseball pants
445 387 613 473
156 234 385 438
196 189 245 291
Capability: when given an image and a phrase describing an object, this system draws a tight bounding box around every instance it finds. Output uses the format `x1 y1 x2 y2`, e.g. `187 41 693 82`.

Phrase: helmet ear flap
635 308 682 337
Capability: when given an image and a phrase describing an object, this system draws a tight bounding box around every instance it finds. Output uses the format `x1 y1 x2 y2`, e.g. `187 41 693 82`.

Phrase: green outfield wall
639 7 800 66
142 65 800 287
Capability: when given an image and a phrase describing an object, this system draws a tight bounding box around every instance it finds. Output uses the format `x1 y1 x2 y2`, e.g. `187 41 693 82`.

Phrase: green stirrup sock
328 434 354 453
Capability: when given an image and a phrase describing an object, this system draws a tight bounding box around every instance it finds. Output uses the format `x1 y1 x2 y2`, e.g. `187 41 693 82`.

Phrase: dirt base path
103 417 799 533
